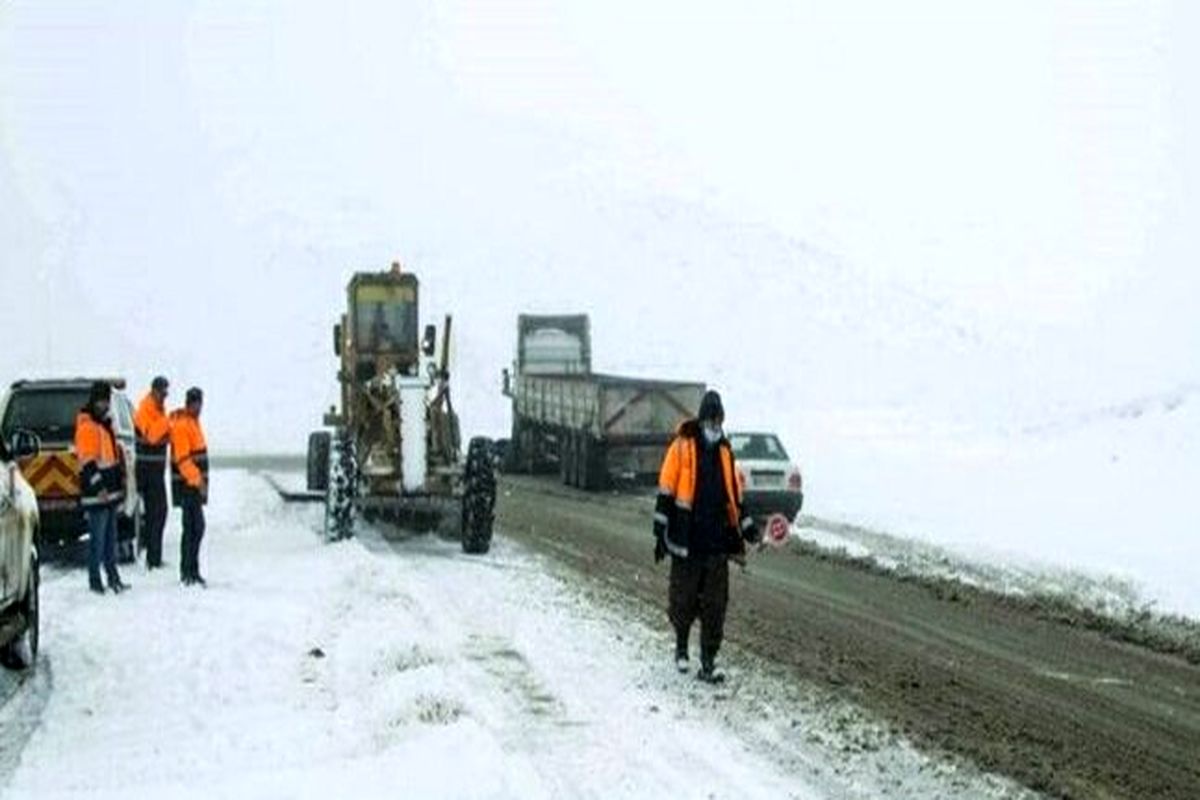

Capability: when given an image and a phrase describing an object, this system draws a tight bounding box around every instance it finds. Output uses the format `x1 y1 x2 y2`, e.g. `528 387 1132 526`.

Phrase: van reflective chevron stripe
21 453 80 498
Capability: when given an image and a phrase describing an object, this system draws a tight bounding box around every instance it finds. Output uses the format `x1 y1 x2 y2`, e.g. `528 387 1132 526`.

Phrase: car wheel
2 549 39 670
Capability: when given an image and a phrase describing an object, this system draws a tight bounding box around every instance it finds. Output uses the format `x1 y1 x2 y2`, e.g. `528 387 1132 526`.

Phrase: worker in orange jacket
171 387 209 587
75 381 130 594
134 376 172 569
653 390 759 683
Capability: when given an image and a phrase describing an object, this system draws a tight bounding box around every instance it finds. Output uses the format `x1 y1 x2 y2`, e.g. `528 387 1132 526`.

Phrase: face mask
702 423 723 445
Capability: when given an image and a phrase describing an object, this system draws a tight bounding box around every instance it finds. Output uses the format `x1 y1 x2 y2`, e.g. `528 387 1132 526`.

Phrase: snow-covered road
0 471 1027 799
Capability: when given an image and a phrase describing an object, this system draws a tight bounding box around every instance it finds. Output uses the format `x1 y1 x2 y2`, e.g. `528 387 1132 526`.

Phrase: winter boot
698 646 725 684
697 661 726 684
674 627 690 673
107 571 128 594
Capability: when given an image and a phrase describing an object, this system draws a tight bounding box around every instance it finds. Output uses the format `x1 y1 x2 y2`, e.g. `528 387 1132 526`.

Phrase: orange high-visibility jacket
134 393 171 466
654 420 754 558
170 410 209 504
74 410 125 508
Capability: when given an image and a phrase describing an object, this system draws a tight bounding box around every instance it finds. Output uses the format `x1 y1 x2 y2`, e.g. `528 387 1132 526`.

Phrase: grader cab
306 262 495 553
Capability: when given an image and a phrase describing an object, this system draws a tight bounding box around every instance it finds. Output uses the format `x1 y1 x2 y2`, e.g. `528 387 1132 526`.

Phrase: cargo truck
502 314 705 490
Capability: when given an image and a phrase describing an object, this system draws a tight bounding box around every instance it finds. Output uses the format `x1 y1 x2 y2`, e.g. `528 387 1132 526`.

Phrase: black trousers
668 554 730 662
180 488 206 580
139 469 168 567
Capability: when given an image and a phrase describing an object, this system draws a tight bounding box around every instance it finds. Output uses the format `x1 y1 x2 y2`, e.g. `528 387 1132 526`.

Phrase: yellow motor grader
305 262 495 552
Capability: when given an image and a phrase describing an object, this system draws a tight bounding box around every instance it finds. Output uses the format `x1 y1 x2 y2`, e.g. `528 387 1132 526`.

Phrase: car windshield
1 388 91 443
729 433 789 461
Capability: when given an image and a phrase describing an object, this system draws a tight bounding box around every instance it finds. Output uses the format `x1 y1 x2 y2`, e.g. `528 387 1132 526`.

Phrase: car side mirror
422 324 437 357
7 429 40 461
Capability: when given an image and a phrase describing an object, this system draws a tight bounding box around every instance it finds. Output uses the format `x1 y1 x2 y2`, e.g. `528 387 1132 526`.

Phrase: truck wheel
307 431 332 492
580 437 606 491
523 430 535 473
594 439 610 490
461 437 496 554
518 427 536 474
575 432 587 488
2 549 39 670
575 433 589 489
507 421 523 473
513 421 537 474
324 431 356 541
559 433 573 486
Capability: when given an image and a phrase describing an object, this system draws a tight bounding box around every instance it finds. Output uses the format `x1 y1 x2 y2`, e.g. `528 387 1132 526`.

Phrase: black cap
151 376 169 392
88 380 112 405
185 387 204 405
698 390 724 422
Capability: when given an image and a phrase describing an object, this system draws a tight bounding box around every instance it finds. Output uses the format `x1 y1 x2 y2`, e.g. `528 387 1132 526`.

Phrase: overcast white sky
1 0 1196 452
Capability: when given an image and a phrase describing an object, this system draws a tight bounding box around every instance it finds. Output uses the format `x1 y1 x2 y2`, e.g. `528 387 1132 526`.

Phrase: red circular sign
766 514 790 545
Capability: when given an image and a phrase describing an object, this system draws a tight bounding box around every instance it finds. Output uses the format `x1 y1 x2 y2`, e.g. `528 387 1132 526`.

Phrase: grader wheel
461 437 496 554
324 431 357 541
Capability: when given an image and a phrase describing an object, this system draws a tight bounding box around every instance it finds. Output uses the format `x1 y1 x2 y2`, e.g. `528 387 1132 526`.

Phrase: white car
728 431 804 522
0 429 40 670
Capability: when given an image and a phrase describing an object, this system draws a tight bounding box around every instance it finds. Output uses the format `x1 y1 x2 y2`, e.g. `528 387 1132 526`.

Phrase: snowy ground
0 470 1032 800
790 386 1200 620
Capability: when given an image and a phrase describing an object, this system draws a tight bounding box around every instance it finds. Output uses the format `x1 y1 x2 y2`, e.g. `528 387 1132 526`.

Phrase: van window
0 389 90 444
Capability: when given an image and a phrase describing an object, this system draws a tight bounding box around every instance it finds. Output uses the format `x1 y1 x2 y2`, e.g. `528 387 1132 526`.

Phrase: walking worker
653 390 759 683
134 376 171 568
74 380 130 594
170 387 209 587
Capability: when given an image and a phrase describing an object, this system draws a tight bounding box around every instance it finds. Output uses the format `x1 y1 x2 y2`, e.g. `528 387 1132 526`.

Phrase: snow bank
796 389 1200 618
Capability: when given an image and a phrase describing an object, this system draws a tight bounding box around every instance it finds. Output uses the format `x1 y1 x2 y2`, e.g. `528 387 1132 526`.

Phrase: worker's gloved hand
654 532 667 563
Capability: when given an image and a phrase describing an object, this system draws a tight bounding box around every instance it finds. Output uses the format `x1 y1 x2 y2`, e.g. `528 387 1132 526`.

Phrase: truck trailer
502 314 705 490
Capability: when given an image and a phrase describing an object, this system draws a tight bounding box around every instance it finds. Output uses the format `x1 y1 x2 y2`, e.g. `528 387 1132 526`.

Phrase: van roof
10 377 128 391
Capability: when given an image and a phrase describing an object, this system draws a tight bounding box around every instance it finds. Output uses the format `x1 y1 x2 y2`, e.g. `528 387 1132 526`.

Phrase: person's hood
675 418 728 446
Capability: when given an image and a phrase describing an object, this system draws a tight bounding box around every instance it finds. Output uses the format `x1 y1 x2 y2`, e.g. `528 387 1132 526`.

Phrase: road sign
766 513 790 546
